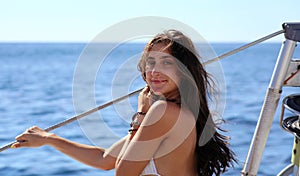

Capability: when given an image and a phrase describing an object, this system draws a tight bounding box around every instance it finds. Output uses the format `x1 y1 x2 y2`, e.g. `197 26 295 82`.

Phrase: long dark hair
138 29 236 175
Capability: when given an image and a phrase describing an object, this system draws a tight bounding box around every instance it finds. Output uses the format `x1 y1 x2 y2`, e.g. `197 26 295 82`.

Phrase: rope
203 29 284 65
0 88 143 152
284 66 300 85
0 29 285 153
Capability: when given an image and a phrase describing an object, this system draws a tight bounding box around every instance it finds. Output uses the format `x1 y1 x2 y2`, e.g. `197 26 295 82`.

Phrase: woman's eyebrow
146 54 174 60
160 55 175 60
146 56 155 61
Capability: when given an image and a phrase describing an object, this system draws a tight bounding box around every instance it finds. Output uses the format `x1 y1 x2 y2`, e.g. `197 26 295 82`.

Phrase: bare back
116 100 197 176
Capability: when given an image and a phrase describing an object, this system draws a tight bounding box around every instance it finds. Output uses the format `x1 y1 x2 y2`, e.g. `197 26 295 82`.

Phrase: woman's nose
151 64 161 75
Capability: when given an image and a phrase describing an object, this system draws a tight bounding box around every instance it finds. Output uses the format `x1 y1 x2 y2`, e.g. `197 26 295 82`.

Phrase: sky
0 0 299 43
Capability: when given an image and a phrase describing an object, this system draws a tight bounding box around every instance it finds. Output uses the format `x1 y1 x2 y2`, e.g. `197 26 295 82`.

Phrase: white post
241 39 297 176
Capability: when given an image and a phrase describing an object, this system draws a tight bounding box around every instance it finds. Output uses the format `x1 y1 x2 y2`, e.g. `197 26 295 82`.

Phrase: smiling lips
150 79 168 92
151 79 167 85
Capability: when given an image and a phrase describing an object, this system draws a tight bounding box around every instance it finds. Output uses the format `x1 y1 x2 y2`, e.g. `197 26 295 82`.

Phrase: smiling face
144 43 180 99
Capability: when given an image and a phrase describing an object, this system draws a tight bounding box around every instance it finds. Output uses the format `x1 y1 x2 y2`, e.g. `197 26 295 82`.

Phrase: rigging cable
203 29 284 65
0 29 285 153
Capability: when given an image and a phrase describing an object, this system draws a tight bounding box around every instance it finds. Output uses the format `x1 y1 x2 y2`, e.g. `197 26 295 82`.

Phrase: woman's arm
12 126 128 170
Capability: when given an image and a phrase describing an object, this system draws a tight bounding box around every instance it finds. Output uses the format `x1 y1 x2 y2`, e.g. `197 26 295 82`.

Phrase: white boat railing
241 23 300 176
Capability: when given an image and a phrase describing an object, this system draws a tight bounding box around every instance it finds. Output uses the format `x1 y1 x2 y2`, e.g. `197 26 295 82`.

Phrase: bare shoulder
144 100 181 125
141 100 195 136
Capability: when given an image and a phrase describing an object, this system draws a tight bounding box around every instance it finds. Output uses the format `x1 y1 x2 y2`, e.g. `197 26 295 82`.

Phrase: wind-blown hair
138 29 236 175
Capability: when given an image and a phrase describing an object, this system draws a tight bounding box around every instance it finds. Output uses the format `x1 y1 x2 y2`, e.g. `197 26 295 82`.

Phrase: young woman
12 30 236 175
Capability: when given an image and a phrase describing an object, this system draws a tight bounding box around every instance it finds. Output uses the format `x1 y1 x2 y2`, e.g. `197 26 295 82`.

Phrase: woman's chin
152 91 164 96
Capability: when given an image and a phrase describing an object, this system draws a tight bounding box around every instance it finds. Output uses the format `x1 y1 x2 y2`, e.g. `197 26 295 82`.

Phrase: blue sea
0 42 299 176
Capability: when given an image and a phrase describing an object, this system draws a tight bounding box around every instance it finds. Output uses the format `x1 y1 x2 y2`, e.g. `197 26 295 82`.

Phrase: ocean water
0 42 299 176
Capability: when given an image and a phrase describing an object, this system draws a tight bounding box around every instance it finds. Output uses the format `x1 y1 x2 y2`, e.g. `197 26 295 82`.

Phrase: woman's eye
163 61 173 65
147 61 155 65
146 61 155 68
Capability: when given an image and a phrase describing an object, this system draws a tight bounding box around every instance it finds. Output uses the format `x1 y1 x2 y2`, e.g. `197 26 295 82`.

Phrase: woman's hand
138 86 155 113
11 126 54 148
